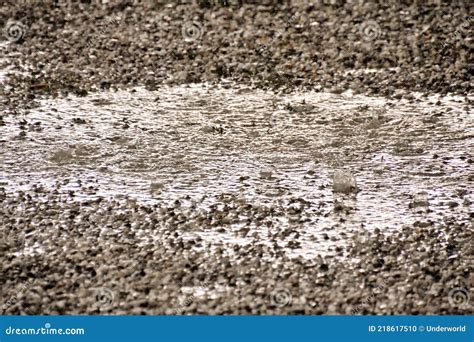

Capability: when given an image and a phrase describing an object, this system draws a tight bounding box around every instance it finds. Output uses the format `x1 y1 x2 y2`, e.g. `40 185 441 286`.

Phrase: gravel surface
1 0 473 109
0 0 472 315
1 188 472 315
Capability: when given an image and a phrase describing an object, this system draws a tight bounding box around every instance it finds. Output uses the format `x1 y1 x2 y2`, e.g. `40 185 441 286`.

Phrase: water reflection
1 84 472 257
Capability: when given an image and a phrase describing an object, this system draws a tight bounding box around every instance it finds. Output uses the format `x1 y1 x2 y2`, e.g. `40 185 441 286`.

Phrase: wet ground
1 83 471 259
1 1 472 315
2 85 473 315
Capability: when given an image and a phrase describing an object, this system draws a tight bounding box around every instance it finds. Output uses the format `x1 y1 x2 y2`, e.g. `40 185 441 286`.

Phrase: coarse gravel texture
0 0 473 111
0 0 473 315
1 188 472 315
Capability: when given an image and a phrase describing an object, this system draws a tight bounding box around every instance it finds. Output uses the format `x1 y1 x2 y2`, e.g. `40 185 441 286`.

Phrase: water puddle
1 83 472 258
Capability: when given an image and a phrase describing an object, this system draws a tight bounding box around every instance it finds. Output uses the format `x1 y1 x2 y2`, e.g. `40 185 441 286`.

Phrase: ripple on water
1 84 472 258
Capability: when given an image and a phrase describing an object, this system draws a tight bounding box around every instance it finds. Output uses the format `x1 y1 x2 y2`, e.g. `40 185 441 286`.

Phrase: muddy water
1 83 472 257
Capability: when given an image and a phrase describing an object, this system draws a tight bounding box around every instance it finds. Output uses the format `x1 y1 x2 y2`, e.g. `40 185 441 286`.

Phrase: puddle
1 83 472 258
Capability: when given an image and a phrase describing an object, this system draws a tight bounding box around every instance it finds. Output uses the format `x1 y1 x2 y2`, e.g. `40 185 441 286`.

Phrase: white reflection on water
1 84 472 257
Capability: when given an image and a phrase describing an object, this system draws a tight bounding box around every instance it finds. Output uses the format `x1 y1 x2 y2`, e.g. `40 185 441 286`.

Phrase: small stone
332 170 358 194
